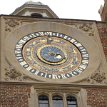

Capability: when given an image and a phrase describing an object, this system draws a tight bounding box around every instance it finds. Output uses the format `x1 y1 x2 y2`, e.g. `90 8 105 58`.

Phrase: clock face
37 45 66 65
15 31 89 80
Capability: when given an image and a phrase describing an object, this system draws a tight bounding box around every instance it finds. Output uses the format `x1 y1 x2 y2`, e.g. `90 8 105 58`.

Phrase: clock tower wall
0 16 1 81
1 16 106 80
1 17 103 82
0 16 106 83
96 22 107 61
0 15 107 107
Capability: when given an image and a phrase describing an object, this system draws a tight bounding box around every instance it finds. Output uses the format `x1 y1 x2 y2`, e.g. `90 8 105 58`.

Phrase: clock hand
47 37 53 44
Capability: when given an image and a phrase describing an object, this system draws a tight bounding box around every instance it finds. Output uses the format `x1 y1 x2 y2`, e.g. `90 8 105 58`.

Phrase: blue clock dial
36 45 67 65
40 46 65 63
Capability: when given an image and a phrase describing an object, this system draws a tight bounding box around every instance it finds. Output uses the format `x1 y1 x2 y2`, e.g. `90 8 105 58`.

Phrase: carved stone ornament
5 66 22 80
86 70 107 84
64 22 95 36
4 65 42 82
78 23 94 36
4 18 20 32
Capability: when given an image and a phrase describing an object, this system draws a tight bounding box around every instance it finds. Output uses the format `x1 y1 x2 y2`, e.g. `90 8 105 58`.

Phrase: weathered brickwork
97 22 107 60
0 83 31 107
87 88 107 107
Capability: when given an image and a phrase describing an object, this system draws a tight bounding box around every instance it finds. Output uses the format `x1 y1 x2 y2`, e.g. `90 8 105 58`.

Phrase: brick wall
97 22 107 61
86 88 107 107
0 83 31 107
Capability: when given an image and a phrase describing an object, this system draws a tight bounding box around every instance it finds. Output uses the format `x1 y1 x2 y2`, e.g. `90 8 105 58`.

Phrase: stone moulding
86 70 107 84
4 57 42 82
4 18 20 32
4 64 42 82
4 16 95 37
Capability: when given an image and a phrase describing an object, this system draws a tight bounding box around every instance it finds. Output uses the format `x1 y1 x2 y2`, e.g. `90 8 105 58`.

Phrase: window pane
38 95 49 107
53 95 63 107
67 96 77 107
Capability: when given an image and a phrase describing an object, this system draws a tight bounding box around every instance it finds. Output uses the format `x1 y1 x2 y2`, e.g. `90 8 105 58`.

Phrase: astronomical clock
5 21 100 83
15 31 89 79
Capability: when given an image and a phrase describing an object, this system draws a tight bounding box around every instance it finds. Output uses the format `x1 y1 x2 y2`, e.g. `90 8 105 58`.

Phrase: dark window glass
67 96 77 107
38 95 49 107
52 95 63 107
31 13 43 18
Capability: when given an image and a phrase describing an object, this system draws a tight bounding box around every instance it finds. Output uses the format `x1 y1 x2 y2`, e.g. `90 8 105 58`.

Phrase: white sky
0 0 104 21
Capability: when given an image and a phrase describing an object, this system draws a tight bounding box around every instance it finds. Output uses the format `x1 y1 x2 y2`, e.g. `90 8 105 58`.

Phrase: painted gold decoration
15 31 89 80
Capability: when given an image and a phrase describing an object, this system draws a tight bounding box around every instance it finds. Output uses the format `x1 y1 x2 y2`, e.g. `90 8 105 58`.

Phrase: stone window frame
36 90 78 107
28 87 88 107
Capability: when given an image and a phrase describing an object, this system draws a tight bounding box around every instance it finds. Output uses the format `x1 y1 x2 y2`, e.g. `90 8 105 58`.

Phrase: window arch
38 95 49 107
52 95 63 107
66 96 78 107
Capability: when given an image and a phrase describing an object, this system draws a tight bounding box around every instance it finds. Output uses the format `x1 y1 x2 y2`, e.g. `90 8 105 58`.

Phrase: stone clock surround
0 15 107 107
5 21 100 83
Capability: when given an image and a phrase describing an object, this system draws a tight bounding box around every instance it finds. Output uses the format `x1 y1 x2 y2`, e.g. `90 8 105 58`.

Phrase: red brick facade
0 84 31 107
97 22 107 60
1 83 107 107
87 88 107 107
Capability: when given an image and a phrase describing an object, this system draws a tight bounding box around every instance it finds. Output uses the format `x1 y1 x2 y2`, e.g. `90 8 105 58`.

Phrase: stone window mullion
35 90 39 107
49 92 53 107
63 93 67 107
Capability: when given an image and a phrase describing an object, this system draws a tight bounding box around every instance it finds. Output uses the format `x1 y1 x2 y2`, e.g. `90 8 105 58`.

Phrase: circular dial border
15 31 89 80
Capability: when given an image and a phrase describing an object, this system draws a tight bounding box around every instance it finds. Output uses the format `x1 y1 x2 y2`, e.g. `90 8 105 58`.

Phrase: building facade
0 1 107 107
99 0 107 21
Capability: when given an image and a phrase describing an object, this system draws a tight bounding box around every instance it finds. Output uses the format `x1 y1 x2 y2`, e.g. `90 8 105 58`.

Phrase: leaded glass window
38 95 49 107
67 96 77 107
52 95 63 107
